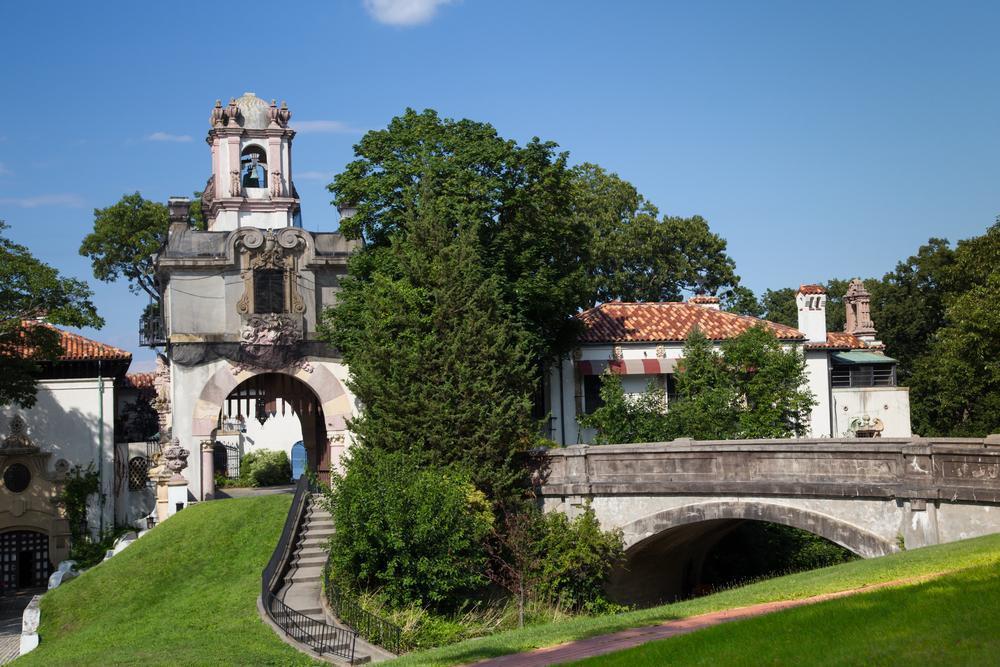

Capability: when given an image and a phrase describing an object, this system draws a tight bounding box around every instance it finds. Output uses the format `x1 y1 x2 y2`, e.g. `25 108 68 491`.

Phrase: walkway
473 577 935 666
0 589 43 665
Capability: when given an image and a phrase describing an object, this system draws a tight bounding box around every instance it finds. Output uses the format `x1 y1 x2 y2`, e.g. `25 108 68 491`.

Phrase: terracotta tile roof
122 372 156 389
798 284 826 294
577 302 806 343
8 321 132 361
803 332 869 350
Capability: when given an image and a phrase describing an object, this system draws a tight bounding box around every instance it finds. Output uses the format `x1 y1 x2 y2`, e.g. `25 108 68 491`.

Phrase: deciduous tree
0 221 103 407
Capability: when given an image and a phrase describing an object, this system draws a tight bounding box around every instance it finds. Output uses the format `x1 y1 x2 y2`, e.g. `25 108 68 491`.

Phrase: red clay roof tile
577 302 805 343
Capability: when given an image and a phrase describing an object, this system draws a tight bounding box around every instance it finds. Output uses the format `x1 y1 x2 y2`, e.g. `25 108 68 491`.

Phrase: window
2 464 30 494
254 269 285 313
665 374 678 403
583 375 604 415
128 457 148 491
831 364 896 388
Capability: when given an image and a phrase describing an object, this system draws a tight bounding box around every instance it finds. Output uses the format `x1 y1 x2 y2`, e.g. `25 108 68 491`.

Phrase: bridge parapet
540 436 1000 505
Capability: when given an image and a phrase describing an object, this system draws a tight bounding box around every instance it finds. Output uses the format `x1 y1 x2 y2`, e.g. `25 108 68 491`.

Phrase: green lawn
568 562 1000 666
16 494 319 666
392 533 1000 666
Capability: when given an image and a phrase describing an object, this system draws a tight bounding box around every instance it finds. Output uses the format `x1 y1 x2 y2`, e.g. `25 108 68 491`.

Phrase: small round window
3 464 31 493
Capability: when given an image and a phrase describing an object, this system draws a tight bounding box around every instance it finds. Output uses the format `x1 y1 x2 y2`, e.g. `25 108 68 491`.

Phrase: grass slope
17 495 318 667
569 563 1000 666
393 533 1000 666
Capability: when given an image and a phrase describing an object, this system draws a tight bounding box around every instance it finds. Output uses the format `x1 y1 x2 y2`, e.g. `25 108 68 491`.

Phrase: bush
238 450 292 487
534 507 625 612
326 449 493 610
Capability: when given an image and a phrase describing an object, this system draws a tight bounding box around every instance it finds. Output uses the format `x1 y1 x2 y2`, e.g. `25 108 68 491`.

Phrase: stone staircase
276 493 335 620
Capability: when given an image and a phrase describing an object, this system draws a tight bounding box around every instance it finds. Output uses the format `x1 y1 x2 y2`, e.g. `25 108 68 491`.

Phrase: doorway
0 531 50 591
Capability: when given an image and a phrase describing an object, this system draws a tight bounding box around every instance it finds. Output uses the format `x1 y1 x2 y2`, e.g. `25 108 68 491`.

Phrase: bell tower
202 93 300 231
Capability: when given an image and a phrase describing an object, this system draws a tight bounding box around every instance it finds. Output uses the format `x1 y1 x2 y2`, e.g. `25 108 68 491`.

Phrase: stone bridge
539 436 1000 604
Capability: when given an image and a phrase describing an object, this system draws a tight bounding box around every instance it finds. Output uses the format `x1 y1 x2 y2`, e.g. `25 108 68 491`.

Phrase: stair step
298 536 328 548
303 528 335 539
294 554 328 566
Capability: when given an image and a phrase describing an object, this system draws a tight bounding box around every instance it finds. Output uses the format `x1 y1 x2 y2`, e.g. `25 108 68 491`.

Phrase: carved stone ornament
268 100 292 128
163 437 190 481
236 314 303 370
270 169 282 197
210 99 225 127
655 344 666 359
3 415 33 449
611 345 623 361
230 169 241 197
225 97 240 126
235 228 306 316
151 354 172 437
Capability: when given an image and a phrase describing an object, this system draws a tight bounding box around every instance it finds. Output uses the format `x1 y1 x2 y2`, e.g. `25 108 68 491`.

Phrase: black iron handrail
323 560 404 655
261 475 358 661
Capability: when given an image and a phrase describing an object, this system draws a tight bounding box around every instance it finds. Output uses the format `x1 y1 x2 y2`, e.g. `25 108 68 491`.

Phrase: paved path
0 589 44 665
473 576 936 666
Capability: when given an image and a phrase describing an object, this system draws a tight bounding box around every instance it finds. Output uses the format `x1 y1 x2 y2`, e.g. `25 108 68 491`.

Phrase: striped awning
576 358 677 376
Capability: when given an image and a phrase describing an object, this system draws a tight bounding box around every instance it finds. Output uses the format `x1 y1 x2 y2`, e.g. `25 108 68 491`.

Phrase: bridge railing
538 436 1000 504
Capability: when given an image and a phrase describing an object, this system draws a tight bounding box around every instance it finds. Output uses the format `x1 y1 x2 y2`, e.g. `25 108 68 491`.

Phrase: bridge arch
607 500 897 606
622 500 897 559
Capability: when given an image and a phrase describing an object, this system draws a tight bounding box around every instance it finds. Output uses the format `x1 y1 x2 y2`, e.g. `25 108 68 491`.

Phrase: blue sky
1 1 998 370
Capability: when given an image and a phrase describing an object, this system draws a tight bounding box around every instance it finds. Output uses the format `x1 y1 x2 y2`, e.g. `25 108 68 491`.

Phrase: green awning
831 351 897 365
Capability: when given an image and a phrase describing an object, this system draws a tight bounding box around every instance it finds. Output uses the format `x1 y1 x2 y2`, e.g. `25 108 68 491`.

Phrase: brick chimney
796 285 827 343
688 295 721 310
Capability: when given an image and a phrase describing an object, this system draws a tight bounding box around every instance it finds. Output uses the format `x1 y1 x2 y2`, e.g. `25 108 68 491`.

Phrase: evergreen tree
322 217 537 498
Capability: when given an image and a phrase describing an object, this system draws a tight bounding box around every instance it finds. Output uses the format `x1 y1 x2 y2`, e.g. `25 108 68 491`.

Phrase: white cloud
146 131 193 143
363 0 455 26
292 120 363 134
0 163 10 176
0 193 86 208
296 171 335 182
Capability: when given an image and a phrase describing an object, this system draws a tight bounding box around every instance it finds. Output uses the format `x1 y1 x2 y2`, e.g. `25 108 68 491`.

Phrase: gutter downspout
558 356 566 446
827 354 835 438
98 360 105 535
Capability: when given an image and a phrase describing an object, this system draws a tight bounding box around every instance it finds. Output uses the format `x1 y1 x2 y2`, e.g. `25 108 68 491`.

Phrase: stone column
201 440 216 501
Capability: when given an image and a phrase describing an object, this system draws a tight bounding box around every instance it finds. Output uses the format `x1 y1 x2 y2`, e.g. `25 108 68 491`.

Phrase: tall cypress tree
322 215 537 499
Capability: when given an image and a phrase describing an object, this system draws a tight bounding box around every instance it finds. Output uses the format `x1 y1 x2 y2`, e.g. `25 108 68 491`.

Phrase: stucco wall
833 386 912 437
0 377 116 533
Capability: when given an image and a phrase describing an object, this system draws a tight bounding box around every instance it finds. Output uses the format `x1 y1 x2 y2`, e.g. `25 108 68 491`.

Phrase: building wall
0 377 117 534
549 342 879 445
832 386 912 437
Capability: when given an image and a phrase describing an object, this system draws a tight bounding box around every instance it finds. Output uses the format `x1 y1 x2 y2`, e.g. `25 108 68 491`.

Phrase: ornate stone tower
203 92 300 231
150 95 360 506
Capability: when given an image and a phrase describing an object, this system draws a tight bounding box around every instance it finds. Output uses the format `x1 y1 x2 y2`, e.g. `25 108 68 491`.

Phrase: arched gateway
148 93 361 509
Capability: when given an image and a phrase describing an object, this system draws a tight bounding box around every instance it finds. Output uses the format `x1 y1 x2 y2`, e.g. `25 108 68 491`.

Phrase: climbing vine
58 463 100 540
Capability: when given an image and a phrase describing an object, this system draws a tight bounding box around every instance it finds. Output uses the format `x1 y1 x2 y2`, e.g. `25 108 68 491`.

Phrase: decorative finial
210 99 224 127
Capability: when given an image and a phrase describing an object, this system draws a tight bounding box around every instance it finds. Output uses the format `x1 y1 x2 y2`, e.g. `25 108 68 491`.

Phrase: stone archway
622 500 896 558
608 500 897 606
190 362 353 496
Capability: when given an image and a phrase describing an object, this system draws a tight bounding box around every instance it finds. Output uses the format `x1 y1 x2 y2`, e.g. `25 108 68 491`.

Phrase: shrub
326 449 493 610
238 450 291 487
534 506 624 611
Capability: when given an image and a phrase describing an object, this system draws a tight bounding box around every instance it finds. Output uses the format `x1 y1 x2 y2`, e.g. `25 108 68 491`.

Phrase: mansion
548 282 910 445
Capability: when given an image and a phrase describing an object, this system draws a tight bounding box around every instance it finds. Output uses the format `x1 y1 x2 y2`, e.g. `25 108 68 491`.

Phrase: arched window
240 146 268 189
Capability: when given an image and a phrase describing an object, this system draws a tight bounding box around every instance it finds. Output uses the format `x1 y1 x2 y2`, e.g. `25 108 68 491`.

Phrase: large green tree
322 217 539 499
80 191 205 299
330 108 589 360
570 163 740 305
0 221 103 407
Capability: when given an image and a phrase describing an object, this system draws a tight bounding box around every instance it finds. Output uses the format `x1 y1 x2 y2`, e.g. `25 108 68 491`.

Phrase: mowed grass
16 494 319 667
568 563 1000 666
392 533 1000 666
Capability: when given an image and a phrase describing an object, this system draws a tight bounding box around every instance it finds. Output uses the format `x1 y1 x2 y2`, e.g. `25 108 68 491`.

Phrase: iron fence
261 475 358 662
324 561 404 655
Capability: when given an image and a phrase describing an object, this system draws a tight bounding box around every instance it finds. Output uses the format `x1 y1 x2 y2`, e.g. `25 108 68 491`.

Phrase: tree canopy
0 221 103 407
80 191 205 300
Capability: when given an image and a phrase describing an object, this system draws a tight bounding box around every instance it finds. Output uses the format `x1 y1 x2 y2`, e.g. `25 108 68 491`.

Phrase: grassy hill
393 533 1000 666
17 494 318 666
567 561 1000 665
